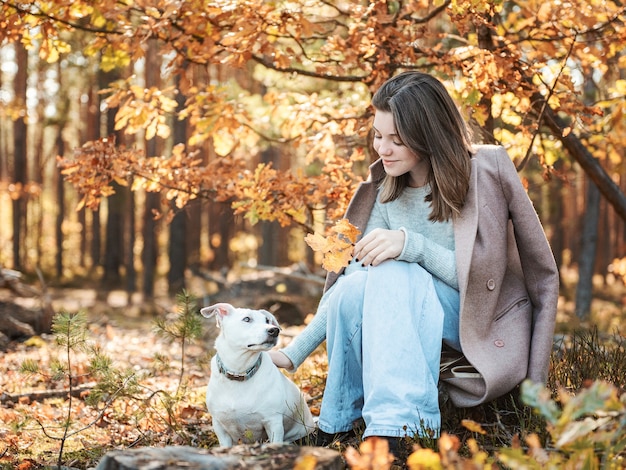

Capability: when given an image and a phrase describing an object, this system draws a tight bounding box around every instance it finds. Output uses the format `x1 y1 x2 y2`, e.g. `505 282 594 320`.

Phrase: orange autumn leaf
304 220 361 273
331 218 361 244
322 248 354 274
303 232 332 253
461 419 487 435
17 461 34 470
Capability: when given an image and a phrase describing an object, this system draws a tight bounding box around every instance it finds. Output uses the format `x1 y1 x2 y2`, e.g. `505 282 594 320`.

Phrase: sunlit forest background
1 0 625 320
0 0 626 468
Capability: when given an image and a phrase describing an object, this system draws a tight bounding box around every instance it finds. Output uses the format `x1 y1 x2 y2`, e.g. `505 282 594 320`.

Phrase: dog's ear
200 303 233 328
261 310 281 330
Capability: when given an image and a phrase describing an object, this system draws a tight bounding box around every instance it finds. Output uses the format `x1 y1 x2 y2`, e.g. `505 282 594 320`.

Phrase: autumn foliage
2 2 626 468
3 0 625 263
3 310 623 468
305 219 361 272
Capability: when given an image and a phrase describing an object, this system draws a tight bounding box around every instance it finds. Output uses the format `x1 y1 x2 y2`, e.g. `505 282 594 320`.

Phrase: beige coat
324 145 560 407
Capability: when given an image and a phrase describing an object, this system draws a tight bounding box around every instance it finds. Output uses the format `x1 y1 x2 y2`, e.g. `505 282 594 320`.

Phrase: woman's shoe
314 428 358 447
384 437 401 458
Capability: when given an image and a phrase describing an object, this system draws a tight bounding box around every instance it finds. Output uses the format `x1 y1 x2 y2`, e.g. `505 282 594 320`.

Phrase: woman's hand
352 228 405 266
269 350 294 370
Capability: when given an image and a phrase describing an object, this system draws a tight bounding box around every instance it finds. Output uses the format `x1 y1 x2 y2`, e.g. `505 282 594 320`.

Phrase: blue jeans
318 260 460 438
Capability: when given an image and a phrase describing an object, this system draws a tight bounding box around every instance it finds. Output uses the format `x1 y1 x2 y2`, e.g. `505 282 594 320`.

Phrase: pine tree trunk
476 22 496 144
258 147 290 267
208 200 235 271
101 68 125 288
167 67 189 294
91 203 102 275
55 133 65 279
547 160 564 271
141 39 163 300
85 84 101 272
126 184 136 294
12 42 28 270
575 177 600 319
186 199 202 274
103 182 125 288
168 209 187 295
142 192 160 299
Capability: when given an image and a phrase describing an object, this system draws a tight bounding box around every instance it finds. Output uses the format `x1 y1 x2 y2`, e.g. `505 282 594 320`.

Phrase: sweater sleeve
278 283 336 371
397 228 459 290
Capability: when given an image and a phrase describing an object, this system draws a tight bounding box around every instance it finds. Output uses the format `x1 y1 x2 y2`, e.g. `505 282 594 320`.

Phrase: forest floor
0 271 330 469
0 266 625 469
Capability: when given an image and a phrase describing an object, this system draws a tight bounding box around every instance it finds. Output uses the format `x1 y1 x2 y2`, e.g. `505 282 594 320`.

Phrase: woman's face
372 110 428 187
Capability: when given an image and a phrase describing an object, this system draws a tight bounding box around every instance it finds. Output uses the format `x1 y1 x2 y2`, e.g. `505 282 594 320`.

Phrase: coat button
494 339 505 347
486 279 496 290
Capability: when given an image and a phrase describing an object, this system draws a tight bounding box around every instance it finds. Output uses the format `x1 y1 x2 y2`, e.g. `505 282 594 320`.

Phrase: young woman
270 71 559 451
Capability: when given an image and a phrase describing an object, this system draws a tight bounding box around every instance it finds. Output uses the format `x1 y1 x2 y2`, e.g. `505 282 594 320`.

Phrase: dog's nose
267 327 279 338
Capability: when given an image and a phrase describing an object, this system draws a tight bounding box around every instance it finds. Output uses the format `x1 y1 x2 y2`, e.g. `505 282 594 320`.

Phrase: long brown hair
371 72 473 222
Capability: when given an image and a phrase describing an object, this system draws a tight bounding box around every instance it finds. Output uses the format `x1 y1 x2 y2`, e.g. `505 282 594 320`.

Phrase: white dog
201 302 315 447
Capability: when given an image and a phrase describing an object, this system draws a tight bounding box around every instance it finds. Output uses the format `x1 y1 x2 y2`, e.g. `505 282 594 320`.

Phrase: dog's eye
242 316 251 322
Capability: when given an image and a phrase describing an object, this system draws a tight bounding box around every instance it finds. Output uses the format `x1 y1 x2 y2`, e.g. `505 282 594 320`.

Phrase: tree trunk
142 192 160 299
574 70 601 319
476 22 496 144
83 83 100 272
258 147 290 267
167 68 189 294
55 132 65 279
78 206 87 268
101 68 125 288
12 42 28 270
575 177 600 320
91 203 102 275
141 39 163 300
54 60 70 279
103 183 125 287
126 181 136 294
208 200 235 271
259 221 290 267
168 209 187 295
33 59 48 269
187 199 202 274
547 160 564 275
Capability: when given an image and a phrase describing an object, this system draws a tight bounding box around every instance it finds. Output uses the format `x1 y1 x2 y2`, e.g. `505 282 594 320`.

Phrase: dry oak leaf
461 419 487 435
331 218 361 242
304 219 361 273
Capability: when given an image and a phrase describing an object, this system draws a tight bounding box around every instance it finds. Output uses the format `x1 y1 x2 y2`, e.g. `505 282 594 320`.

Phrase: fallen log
0 382 96 405
0 268 55 349
95 444 346 470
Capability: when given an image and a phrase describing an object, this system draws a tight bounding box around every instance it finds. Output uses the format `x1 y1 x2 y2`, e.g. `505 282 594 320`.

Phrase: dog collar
215 354 262 381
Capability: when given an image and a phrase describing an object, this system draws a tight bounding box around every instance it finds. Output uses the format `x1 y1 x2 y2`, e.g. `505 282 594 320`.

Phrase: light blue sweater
281 185 457 370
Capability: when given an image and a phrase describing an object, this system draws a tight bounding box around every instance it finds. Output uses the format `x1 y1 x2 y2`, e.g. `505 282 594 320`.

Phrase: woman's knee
328 271 367 320
370 260 432 288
